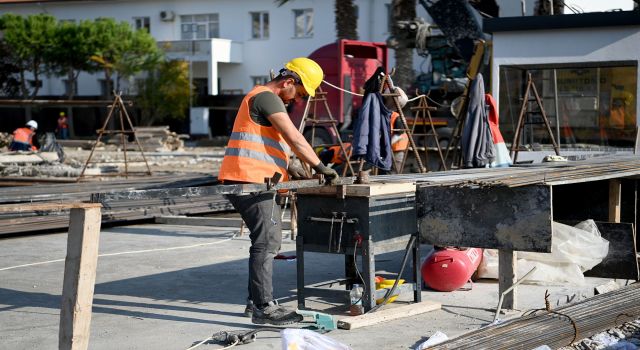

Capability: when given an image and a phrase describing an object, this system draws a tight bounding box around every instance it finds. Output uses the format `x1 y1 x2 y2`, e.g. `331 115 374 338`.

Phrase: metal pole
553 69 561 146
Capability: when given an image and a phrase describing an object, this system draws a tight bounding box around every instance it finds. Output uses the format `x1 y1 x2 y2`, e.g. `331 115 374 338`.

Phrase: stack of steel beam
0 174 232 235
429 283 640 349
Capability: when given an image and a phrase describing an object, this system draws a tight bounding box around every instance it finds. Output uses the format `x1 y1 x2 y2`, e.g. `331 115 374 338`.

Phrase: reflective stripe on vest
13 127 34 144
218 86 290 183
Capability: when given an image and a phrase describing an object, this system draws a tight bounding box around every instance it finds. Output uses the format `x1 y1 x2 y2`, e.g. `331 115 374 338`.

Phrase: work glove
313 162 340 186
288 159 308 180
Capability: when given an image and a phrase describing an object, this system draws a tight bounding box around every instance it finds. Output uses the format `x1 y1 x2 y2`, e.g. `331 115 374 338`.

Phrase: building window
250 12 269 39
499 66 638 149
180 14 219 40
293 9 313 38
133 17 150 32
99 79 114 96
251 76 269 86
63 79 77 96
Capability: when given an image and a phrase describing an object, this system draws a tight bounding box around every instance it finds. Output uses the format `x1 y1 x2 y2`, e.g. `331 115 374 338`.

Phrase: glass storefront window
499 65 637 148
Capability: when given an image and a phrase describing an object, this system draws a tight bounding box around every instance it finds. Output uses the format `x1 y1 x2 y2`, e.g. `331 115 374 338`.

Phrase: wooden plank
59 207 102 350
336 301 441 330
609 179 622 223
0 202 102 213
297 182 416 197
155 215 292 230
499 250 517 310
416 185 552 252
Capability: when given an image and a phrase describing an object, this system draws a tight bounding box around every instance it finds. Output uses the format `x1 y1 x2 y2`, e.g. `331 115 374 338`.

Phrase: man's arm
267 112 321 166
267 112 339 184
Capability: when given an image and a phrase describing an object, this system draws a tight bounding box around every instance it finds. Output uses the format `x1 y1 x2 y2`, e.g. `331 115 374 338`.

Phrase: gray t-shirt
249 91 287 126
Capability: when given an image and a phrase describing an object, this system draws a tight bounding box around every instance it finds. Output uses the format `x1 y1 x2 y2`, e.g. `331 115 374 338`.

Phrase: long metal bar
0 99 131 106
91 177 355 202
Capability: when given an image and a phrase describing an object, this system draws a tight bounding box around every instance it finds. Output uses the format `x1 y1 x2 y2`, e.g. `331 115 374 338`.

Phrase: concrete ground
0 221 617 350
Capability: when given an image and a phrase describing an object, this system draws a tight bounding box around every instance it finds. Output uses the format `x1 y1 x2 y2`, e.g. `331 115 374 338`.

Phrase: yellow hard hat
284 57 323 97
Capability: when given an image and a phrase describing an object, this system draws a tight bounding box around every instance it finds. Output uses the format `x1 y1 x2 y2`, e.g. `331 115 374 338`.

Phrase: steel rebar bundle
429 282 640 349
373 156 640 188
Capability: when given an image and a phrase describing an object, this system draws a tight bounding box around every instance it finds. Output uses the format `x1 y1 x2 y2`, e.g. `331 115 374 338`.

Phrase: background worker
217 57 339 326
9 120 38 151
316 141 352 175
387 87 409 172
56 111 69 140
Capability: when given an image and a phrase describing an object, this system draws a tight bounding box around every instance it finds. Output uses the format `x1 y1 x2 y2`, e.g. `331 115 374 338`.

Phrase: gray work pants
227 192 282 306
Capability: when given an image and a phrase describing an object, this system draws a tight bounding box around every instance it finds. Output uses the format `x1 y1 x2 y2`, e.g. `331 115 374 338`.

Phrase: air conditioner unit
160 10 175 22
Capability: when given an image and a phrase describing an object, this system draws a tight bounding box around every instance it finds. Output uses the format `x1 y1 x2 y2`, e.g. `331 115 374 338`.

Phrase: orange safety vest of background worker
390 111 409 152
57 112 70 140
10 120 38 151
217 86 290 183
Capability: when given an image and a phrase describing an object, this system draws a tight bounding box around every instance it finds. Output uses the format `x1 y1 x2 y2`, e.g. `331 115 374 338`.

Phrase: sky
563 0 636 12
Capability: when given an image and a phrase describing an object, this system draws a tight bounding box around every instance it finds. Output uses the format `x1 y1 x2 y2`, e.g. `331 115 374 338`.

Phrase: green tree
0 13 57 99
391 0 416 91
0 40 20 97
89 18 161 99
49 20 101 99
134 60 192 126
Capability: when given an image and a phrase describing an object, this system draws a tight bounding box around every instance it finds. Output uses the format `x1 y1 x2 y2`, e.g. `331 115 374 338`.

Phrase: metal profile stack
429 282 640 349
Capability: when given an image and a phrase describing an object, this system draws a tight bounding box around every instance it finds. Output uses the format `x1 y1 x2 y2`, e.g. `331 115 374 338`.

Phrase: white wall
490 26 640 125
0 0 541 97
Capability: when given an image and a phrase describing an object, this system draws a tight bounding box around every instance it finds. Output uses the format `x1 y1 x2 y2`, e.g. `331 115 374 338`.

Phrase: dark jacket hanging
352 91 393 171
461 73 495 168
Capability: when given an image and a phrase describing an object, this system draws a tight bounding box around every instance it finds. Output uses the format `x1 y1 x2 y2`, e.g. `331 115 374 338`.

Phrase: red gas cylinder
422 247 483 292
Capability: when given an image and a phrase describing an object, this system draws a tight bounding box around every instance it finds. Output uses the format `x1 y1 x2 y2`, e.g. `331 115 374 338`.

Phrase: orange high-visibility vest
390 112 409 152
13 127 35 146
58 116 68 129
218 86 290 184
328 143 351 165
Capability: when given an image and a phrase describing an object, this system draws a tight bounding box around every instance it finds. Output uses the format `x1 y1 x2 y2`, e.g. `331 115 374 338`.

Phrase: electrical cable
352 239 366 306
186 327 282 350
323 78 449 110
367 235 416 313
321 80 364 97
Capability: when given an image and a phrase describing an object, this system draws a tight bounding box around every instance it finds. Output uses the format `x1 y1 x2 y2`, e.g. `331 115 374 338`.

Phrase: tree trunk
391 0 416 91
335 0 358 40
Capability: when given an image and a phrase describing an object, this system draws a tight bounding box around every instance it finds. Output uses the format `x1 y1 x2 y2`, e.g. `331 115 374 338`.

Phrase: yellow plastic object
375 279 405 305
284 57 323 97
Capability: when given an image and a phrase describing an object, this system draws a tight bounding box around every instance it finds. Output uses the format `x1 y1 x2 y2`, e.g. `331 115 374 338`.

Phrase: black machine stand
295 185 421 312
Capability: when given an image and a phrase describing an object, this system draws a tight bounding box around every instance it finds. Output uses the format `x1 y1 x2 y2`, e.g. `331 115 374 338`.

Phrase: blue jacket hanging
352 92 393 171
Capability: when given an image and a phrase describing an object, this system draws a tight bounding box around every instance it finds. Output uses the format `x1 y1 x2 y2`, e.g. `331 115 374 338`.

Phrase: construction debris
112 126 188 152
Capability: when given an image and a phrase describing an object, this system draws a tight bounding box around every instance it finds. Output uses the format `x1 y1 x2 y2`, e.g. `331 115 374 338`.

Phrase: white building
0 0 538 98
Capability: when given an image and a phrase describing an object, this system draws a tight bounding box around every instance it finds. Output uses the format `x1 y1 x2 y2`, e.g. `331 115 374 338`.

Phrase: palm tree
390 0 416 91
275 0 358 40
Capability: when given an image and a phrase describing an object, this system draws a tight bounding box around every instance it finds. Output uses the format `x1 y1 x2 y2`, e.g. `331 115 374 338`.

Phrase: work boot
243 299 253 317
251 301 303 326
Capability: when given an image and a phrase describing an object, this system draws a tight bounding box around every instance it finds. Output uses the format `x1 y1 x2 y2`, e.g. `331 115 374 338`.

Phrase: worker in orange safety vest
217 57 338 326
56 111 69 140
9 120 38 151
386 87 409 172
